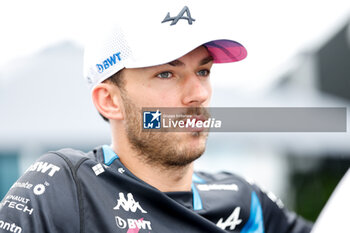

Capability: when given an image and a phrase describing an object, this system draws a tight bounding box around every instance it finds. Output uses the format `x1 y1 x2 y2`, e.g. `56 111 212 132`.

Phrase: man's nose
181 74 211 106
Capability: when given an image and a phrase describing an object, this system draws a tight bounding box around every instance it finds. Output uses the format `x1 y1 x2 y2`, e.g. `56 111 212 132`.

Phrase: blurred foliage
289 155 350 221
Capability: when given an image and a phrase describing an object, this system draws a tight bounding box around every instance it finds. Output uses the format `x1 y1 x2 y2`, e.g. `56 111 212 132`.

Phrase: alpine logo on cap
162 6 195 26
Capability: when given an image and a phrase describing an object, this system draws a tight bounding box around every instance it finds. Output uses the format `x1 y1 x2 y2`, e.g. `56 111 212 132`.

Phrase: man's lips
189 115 207 123
186 115 208 132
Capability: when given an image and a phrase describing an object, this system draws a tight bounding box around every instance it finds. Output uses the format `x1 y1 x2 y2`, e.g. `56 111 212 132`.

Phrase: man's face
119 46 213 168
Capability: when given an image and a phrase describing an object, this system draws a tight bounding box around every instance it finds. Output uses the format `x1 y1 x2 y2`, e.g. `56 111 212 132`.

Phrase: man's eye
157 72 173 79
197 69 210 77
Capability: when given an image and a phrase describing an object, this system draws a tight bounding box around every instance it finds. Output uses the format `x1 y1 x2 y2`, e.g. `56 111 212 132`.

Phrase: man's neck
111 143 194 192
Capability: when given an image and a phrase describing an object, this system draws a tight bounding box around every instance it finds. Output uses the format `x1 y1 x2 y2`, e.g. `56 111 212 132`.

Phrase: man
0 1 312 232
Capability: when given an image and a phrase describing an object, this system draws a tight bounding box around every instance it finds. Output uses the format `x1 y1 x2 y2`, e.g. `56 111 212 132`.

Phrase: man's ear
92 83 124 120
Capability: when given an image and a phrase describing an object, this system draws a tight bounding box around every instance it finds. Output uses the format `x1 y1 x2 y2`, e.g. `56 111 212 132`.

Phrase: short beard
121 92 208 169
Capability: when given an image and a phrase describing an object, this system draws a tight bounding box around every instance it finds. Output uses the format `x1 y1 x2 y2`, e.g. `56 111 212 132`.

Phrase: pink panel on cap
204 40 247 63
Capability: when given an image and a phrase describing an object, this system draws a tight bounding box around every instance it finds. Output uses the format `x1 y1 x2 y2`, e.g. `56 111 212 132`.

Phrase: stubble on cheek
121 94 208 168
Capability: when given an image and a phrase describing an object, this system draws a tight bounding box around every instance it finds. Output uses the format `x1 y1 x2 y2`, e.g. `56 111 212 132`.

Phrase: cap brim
204 39 247 63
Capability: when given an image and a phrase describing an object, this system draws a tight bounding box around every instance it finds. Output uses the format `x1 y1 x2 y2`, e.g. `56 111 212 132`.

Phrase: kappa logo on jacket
113 193 147 213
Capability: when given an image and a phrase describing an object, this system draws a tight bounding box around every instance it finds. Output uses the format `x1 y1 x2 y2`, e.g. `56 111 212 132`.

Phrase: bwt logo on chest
96 52 122 73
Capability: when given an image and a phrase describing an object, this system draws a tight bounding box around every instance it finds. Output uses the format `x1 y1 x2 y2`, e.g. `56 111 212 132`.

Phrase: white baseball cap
84 0 248 90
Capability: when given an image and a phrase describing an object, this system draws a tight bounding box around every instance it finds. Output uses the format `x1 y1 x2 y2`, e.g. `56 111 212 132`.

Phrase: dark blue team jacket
0 146 312 233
